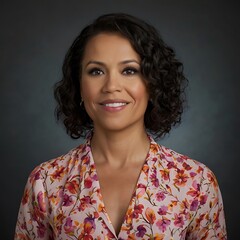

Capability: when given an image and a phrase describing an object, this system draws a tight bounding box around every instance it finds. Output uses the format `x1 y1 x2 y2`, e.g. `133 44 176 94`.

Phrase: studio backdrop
0 1 239 239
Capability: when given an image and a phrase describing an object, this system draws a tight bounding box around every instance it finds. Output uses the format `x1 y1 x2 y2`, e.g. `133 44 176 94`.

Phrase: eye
88 68 104 76
122 67 139 75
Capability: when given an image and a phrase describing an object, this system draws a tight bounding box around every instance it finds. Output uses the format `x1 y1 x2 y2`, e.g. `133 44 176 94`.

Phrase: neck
91 126 150 169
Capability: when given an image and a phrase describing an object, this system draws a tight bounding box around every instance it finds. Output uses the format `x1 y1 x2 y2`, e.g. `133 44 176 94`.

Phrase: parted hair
54 13 188 139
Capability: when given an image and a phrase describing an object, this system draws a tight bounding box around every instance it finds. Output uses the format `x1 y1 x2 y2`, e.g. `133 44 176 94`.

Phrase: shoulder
159 144 217 180
27 142 90 187
150 139 209 173
149 140 219 191
159 144 206 171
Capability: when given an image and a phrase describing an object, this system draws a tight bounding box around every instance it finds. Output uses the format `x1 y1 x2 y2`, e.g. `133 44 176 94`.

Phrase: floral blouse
15 135 227 239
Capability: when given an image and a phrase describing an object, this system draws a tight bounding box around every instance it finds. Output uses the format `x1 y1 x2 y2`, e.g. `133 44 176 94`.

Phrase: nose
102 71 122 93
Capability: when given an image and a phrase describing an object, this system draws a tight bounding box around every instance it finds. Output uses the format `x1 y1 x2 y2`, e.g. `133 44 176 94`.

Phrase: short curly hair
54 13 188 139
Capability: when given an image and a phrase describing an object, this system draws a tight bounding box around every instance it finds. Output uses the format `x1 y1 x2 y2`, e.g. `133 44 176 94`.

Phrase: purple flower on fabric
156 217 171 232
158 205 168 215
132 204 144 218
156 192 166 201
190 199 199 211
190 171 197 177
150 170 159 187
64 217 75 234
174 213 184 228
136 225 147 237
84 216 96 234
63 194 73 206
37 191 46 212
37 222 46 238
167 161 175 169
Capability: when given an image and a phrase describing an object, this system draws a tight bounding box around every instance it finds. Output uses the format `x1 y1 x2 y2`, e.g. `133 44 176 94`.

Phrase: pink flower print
20 221 27 231
200 194 208 205
190 171 197 177
156 217 171 232
176 156 184 163
158 206 168 215
137 183 146 198
150 169 159 187
63 194 73 206
182 162 192 171
64 217 75 235
91 173 98 181
174 213 184 228
190 199 199 211
156 191 166 201
37 191 46 212
37 222 46 238
167 161 175 169
29 168 41 184
79 196 91 211
187 180 200 198
136 225 147 237
132 204 144 218
84 176 93 188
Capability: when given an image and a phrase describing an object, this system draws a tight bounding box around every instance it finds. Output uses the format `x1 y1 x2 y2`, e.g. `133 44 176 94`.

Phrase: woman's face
80 33 149 132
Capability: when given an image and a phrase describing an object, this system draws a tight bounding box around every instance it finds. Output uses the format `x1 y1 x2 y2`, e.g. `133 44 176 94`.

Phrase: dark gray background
0 1 239 239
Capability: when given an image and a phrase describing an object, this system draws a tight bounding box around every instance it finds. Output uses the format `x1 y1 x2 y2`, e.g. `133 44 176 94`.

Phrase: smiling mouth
102 102 128 107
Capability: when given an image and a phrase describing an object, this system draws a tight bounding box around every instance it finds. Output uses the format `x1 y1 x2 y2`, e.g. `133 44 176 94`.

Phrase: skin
80 33 150 235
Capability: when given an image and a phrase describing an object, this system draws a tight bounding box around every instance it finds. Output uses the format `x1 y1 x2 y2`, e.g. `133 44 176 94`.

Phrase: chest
96 165 142 234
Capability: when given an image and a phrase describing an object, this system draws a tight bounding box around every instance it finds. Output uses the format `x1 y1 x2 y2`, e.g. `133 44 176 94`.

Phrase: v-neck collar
83 133 158 239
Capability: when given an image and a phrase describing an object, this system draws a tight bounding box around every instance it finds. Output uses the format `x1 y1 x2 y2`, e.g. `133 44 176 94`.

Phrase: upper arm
14 166 53 240
186 167 227 239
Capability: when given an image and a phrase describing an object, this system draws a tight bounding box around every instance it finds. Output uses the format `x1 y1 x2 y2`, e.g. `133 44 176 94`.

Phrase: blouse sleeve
14 165 53 240
186 166 227 239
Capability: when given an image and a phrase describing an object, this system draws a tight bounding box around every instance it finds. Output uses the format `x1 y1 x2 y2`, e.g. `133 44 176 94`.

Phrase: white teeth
104 102 127 107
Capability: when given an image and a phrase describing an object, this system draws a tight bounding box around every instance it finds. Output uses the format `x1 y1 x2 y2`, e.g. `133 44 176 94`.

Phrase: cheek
81 80 94 100
131 83 149 102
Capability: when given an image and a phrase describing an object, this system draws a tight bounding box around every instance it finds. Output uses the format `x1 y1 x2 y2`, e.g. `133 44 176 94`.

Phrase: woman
15 13 227 239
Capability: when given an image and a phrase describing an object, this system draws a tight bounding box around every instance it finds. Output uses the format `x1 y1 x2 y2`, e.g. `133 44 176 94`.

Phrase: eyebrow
84 59 140 68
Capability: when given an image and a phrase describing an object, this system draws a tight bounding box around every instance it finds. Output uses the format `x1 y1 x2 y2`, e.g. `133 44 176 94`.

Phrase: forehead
82 33 140 63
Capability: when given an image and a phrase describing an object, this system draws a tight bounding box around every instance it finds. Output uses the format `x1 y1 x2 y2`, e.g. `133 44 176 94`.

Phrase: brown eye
88 68 104 76
122 67 138 75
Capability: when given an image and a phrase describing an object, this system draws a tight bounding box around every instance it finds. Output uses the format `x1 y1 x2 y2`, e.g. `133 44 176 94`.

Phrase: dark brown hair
54 13 188 139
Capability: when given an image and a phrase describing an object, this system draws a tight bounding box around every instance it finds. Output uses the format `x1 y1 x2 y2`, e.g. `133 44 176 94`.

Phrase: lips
99 99 129 111
100 99 129 106
103 102 127 107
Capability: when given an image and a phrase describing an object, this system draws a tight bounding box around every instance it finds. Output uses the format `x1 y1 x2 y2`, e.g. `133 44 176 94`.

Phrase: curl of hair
54 13 188 139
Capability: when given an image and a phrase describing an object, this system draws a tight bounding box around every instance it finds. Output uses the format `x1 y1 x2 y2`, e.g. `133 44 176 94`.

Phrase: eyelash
88 68 104 76
122 67 139 75
87 67 139 76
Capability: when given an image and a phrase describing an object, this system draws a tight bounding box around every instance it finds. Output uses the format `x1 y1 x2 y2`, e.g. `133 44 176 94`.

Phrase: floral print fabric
15 135 227 239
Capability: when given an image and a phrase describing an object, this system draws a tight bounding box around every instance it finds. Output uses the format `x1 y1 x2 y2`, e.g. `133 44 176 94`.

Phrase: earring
80 98 84 107
149 98 153 104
